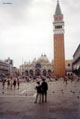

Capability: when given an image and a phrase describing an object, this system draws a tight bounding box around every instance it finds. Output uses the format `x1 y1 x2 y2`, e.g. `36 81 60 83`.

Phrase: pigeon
77 96 79 99
2 91 4 94
72 91 75 94
61 89 64 94
61 89 63 91
52 91 55 93
70 90 72 92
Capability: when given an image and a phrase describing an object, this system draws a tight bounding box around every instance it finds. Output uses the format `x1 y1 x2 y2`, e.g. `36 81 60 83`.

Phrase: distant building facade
0 57 13 76
72 44 80 76
13 67 19 77
19 54 72 77
0 60 9 75
65 60 73 76
19 55 53 77
5 57 13 75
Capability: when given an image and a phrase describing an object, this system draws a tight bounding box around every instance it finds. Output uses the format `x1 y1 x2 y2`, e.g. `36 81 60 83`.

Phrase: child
34 81 42 103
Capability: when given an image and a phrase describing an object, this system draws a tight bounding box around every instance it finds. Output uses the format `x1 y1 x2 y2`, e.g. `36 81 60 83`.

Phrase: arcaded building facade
19 55 53 77
0 58 13 76
19 54 72 77
72 44 80 76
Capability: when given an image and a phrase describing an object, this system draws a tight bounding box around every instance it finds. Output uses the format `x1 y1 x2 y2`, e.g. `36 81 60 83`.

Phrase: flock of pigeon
52 79 80 100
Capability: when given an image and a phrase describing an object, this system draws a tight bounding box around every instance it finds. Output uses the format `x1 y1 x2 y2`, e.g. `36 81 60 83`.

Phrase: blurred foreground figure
7 79 10 89
17 78 20 89
2 78 6 89
13 78 16 90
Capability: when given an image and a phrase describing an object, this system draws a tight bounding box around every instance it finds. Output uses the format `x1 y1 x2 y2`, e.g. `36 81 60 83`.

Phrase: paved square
0 80 80 119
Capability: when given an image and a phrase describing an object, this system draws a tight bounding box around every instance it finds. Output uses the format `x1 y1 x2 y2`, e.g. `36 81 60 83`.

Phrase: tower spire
55 0 62 15
57 0 59 3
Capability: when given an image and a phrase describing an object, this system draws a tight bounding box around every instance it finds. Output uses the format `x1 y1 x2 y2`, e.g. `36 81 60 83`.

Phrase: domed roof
32 58 36 63
37 54 49 63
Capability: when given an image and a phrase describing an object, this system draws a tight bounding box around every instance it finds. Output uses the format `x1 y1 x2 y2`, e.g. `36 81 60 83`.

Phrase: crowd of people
1 74 76 91
1 75 49 103
2 77 20 90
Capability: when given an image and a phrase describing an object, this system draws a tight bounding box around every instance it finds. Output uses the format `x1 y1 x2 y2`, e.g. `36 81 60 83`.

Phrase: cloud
0 0 80 67
0 0 33 27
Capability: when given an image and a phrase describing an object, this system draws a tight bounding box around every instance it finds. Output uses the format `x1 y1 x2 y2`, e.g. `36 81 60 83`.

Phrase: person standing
10 78 13 90
7 79 10 89
17 78 20 89
34 81 42 103
41 78 48 103
13 78 16 90
2 78 6 89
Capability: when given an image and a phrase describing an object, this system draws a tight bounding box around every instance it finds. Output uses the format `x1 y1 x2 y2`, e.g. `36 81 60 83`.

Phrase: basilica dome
37 54 49 63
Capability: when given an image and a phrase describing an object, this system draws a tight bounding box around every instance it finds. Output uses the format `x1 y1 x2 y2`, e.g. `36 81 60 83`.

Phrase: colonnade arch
25 69 53 77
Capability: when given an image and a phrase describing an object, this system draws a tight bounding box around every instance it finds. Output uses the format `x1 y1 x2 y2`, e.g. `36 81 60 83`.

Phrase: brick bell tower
53 0 65 77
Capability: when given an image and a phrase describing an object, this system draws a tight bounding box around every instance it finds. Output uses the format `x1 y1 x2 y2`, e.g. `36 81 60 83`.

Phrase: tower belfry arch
53 1 65 77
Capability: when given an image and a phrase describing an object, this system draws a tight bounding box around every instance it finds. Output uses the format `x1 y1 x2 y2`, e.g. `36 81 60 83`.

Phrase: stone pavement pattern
0 80 80 119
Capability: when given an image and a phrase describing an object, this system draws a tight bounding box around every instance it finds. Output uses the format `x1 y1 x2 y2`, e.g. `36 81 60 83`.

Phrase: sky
0 0 80 67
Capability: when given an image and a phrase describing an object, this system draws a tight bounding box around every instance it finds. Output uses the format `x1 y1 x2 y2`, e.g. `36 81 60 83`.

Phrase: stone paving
0 80 80 119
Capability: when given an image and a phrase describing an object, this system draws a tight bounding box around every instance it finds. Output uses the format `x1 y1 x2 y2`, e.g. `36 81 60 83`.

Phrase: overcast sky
0 0 80 67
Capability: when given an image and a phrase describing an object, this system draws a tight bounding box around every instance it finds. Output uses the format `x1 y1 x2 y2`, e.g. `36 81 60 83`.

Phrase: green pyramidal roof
55 1 62 15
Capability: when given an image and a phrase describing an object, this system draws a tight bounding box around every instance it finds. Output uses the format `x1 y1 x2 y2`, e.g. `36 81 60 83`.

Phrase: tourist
17 78 20 89
64 76 68 85
41 77 48 103
34 81 42 103
2 78 6 89
13 78 16 90
10 78 13 90
7 79 10 89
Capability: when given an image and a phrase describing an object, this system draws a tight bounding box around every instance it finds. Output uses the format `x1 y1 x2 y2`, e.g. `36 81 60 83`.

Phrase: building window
55 25 62 29
68 64 70 67
35 63 41 68
43 70 47 76
35 69 41 76
30 70 33 76
25 70 28 76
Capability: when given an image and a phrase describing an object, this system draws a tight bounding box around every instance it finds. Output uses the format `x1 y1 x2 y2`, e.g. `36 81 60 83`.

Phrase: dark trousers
42 91 47 102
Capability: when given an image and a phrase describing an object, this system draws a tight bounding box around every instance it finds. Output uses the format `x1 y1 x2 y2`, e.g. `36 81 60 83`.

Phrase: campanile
53 1 65 77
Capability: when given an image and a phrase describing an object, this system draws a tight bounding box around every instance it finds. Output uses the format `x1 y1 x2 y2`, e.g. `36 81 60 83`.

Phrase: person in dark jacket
34 81 42 103
13 79 16 90
41 78 48 103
